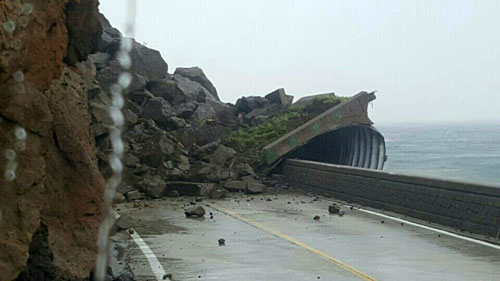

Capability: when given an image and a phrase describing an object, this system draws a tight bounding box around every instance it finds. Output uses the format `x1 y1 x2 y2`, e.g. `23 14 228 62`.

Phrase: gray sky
100 0 500 124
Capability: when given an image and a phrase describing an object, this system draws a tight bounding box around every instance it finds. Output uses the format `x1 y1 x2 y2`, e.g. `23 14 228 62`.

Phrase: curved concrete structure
288 125 386 170
263 91 386 170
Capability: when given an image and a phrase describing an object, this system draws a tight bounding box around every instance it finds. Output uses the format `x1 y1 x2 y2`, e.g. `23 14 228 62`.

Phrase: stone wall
282 159 500 240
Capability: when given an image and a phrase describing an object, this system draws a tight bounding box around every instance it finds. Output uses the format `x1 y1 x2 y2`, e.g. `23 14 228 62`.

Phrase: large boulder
146 77 185 105
174 67 220 101
139 176 166 198
139 132 176 167
190 161 229 182
192 141 236 167
189 100 238 128
103 37 168 81
165 182 216 196
141 97 173 127
96 60 147 93
99 13 121 50
235 96 270 114
265 88 293 106
173 74 219 103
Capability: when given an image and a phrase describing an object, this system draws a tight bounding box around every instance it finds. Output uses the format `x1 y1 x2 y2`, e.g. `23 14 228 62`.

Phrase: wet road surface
110 191 500 281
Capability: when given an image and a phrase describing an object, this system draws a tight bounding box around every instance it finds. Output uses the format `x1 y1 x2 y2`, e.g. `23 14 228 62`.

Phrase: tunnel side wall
281 159 500 240
288 125 386 170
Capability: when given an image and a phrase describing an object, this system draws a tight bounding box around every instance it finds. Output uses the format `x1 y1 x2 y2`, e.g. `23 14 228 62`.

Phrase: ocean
377 122 500 187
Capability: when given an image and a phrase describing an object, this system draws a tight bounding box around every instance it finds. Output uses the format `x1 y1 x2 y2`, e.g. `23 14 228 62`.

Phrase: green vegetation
226 110 305 152
224 94 349 167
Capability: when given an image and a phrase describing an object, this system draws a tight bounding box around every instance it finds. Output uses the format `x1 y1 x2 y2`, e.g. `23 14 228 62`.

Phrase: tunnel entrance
287 125 386 170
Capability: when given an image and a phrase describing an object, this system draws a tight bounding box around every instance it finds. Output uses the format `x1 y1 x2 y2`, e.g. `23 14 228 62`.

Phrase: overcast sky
100 0 499 124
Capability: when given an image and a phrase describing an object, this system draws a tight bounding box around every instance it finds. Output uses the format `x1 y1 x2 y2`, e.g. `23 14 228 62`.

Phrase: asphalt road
110 191 500 281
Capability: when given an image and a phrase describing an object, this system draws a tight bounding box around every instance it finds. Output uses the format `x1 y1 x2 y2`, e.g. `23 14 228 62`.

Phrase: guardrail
281 159 500 240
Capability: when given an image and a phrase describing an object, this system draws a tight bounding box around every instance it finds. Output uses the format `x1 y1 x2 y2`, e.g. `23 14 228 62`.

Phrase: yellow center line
205 202 377 281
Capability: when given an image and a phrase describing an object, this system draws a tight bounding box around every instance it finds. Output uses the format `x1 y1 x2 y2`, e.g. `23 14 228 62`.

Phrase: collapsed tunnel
287 125 386 170
262 92 387 170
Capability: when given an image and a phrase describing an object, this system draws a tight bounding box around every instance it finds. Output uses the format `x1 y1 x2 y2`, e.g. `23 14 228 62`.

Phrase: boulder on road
185 206 206 218
246 181 266 194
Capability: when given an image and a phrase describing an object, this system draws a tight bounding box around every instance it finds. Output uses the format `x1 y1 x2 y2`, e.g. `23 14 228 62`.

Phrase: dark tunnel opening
287 125 386 170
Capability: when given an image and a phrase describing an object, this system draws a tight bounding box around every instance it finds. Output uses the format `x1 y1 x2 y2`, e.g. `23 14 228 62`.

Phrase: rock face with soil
0 1 104 280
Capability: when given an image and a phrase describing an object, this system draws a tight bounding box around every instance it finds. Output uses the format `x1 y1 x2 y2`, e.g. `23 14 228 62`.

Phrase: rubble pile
86 14 298 201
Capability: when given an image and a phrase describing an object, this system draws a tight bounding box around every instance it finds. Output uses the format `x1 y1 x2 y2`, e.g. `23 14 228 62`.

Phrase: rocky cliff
0 1 104 280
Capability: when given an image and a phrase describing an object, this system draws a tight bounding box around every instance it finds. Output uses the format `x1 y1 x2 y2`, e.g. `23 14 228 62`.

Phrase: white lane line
357 208 500 250
129 229 168 281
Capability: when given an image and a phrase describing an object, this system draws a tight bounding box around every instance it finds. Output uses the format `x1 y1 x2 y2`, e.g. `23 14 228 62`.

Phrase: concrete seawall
281 159 500 240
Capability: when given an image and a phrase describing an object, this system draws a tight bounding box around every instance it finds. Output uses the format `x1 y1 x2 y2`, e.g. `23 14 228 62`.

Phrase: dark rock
88 52 111 70
223 180 247 192
140 132 177 167
190 161 225 182
230 163 255 179
141 97 173 126
313 215 320 221
189 100 238 128
113 192 126 204
171 124 231 148
185 206 205 218
146 78 186 105
99 13 121 50
104 37 168 81
96 60 147 93
328 204 340 214
167 190 180 198
167 116 187 129
113 273 135 281
140 176 166 198
218 238 225 246
265 88 293 106
193 141 236 166
209 187 227 199
115 215 134 230
173 102 198 119
117 184 135 195
126 190 144 200
174 67 220 101
64 0 102 65
128 89 154 105
165 182 216 197
246 181 266 194
15 224 56 281
173 74 218 103
235 96 270 114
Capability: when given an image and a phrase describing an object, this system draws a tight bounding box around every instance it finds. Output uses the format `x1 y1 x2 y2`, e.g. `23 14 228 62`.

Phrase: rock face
174 67 220 101
0 1 104 280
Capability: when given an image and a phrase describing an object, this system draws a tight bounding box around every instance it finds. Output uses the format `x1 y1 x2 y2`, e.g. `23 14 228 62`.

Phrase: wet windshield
1 1 499 281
